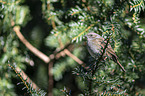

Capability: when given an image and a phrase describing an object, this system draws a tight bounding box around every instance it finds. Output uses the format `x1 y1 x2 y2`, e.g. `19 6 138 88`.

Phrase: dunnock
85 32 126 72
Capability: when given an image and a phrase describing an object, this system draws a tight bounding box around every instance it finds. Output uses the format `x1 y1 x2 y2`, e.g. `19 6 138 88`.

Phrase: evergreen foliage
1 0 145 95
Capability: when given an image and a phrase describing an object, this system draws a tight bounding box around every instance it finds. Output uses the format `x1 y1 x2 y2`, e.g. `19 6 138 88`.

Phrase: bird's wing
99 39 126 72
106 44 126 72
107 45 118 58
98 38 116 56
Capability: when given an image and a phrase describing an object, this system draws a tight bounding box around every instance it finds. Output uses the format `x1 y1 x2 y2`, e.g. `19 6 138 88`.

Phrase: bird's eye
90 34 93 37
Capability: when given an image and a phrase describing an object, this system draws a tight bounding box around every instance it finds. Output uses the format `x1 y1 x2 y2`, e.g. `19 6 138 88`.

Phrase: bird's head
85 33 102 40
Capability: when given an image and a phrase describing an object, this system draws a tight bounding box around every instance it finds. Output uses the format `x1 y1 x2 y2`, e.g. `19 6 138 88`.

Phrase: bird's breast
87 40 102 59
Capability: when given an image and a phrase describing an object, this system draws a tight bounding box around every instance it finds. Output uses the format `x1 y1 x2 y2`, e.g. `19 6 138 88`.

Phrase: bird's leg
92 61 97 70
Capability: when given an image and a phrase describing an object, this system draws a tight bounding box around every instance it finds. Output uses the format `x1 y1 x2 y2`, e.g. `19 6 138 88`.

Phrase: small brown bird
85 32 126 72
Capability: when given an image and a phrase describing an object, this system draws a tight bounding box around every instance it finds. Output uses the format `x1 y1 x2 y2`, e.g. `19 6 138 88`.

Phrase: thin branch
48 61 54 96
64 49 84 65
53 48 88 69
13 26 51 63
8 64 39 91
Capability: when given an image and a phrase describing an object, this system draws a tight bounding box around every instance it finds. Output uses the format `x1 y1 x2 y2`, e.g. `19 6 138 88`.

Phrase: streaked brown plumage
85 33 126 72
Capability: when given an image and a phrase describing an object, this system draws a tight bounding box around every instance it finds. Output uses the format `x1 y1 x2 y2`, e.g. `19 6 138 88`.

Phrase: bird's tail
116 60 126 72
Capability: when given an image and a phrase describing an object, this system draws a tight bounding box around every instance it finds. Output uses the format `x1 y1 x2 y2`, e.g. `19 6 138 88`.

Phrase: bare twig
49 48 88 69
13 26 51 63
48 61 54 96
64 49 87 68
64 49 83 65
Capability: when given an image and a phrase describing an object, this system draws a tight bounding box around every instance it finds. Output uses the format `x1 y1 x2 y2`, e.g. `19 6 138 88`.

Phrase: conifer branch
72 21 98 41
8 64 39 93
